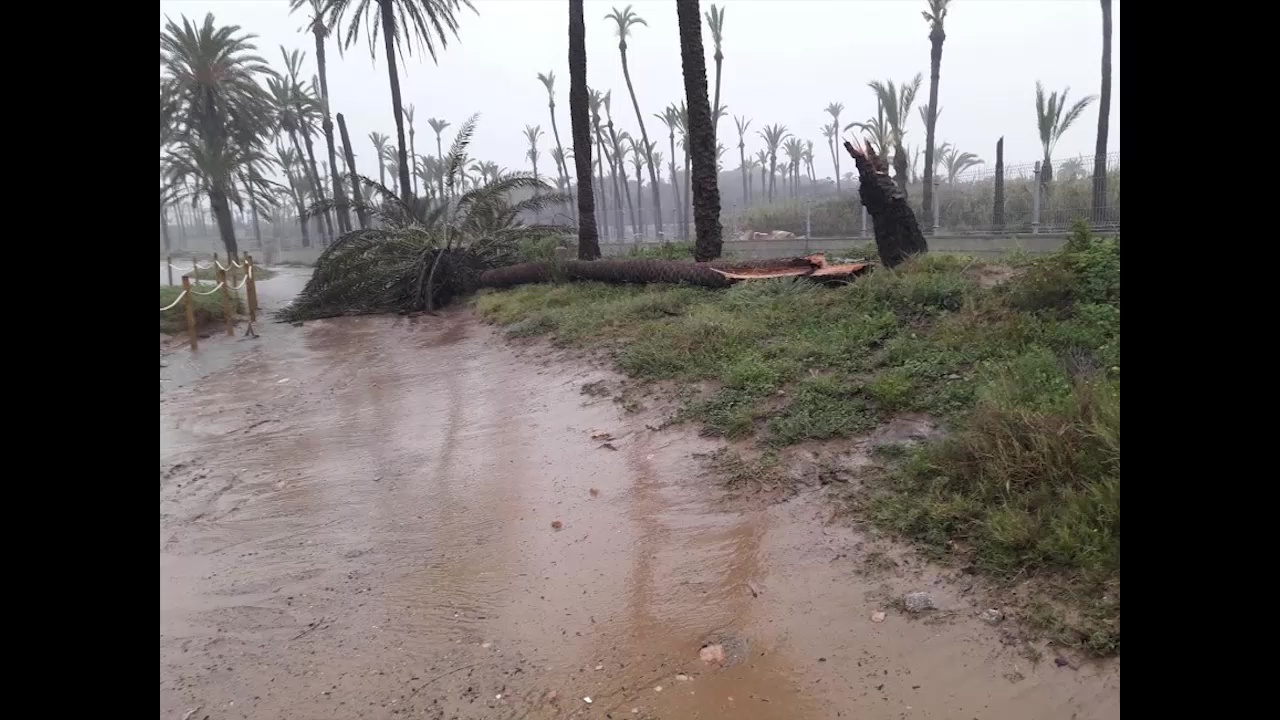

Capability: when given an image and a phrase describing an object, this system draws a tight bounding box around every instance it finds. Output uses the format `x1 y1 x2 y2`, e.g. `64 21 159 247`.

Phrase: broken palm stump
844 140 929 268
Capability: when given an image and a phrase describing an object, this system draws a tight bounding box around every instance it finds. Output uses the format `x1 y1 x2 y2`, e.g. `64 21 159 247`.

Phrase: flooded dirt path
160 310 1118 720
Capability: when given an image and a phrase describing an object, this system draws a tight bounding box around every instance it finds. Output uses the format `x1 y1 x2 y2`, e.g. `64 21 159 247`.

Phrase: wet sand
159 308 1119 719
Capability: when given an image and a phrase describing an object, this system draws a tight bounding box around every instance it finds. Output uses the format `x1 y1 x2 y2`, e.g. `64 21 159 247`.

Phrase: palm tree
676 0 722 261
674 103 691 240
821 123 837 187
601 92 628 238
537 71 569 190
845 102 893 162
274 146 312 246
336 113 370 228
754 149 768 205
867 74 923 193
160 13 277 259
291 0 351 234
734 116 751 207
824 102 844 192
589 90 613 240
523 125 544 180
941 145 983 182
279 50 334 244
1092 0 1113 222
568 0 599 258
804 140 816 184
921 0 950 232
603 5 663 240
783 137 804 196
324 0 475 205
427 118 451 198
757 124 790 202
404 104 419 197
629 139 648 237
705 4 725 141
655 105 681 237
1035 81 1096 184
369 131 390 189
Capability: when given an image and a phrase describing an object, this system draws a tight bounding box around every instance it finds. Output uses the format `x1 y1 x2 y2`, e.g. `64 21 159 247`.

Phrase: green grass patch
475 223 1120 651
160 285 244 335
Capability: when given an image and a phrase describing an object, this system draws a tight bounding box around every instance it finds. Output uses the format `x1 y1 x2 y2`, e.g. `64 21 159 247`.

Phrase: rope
231 272 249 290
160 290 189 312
215 260 229 271
230 259 245 268
189 282 225 296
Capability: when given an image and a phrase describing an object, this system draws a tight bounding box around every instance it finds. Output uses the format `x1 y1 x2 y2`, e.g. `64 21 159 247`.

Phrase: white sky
159 0 1119 178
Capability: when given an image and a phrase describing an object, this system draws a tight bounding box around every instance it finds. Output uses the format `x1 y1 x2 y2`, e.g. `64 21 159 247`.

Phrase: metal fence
724 151 1120 239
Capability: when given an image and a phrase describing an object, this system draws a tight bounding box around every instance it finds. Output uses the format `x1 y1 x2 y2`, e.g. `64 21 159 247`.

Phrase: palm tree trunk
409 130 418 198
568 0 599 259
251 199 262 249
608 148 624 241
207 186 239 259
377 0 414 205
313 26 350 235
922 26 945 233
1091 0 1112 224
739 144 747 208
546 100 577 225
993 137 1005 231
594 126 610 240
337 113 370 229
617 45 663 243
435 134 445 199
768 154 777 202
299 120 335 244
677 0 723 261
893 144 910 195
683 152 691 240
160 205 172 252
667 132 679 239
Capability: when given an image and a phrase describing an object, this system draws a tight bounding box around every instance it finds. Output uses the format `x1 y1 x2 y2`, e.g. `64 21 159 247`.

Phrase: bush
160 284 243 334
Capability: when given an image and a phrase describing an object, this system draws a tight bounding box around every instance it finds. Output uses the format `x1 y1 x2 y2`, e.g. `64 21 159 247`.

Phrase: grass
474 221 1119 654
160 284 244 335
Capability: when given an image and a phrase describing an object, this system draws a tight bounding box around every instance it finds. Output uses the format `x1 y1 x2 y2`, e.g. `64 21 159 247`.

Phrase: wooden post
167 255 173 287
182 275 198 351
245 255 259 323
217 268 234 336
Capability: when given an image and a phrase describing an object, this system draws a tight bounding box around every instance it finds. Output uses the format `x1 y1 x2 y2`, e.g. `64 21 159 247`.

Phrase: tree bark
207 187 239 259
314 25 350 234
922 24 945 233
1091 0 1112 224
337 114 370 229
569 0 600 259
993 137 1005 231
738 141 748 208
378 0 414 205
618 41 663 240
677 0 723 261
299 120 334 244
844 141 927 269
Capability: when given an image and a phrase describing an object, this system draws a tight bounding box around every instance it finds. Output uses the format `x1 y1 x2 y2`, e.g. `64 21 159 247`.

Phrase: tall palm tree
705 4 725 141
845 101 893 162
783 137 804 196
537 72 568 189
675 0 722 261
629 139 648 236
674 103 691 240
404 104 419 197
161 13 277 259
1092 0 1113 222
921 0 949 231
603 5 663 240
325 0 475 205
568 0 598 257
804 140 816 184
1034 81 1096 184
427 118 451 198
821 123 837 186
824 102 844 193
754 149 768 205
867 74 923 193
369 131 390 188
291 0 351 234
336 113 370 228
734 116 751 207
523 125 544 180
589 90 612 240
758 124 790 202
655 105 681 237
278 50 334 243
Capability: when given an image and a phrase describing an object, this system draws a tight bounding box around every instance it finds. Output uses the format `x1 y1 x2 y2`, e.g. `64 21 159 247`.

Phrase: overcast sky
160 0 1119 179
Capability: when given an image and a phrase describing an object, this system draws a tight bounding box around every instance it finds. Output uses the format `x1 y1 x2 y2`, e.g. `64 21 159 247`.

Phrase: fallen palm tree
844 139 929 268
479 254 868 290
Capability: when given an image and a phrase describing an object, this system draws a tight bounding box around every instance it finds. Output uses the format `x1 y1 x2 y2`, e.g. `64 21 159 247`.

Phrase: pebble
871 611 887 623
902 591 936 613
979 608 1004 625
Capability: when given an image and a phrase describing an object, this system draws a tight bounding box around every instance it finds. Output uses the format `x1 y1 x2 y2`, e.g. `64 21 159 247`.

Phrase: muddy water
159 311 1119 720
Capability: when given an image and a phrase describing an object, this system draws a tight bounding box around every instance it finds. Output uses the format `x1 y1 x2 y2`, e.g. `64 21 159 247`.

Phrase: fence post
217 268 234 336
245 255 259 323
931 178 941 235
167 255 173 287
1031 161 1042 235
182 275 197 351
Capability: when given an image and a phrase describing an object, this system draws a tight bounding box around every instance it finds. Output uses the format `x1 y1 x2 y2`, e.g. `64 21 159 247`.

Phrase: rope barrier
230 259 245 268
189 282 226 296
230 272 249 290
160 290 189 312
215 260 229 271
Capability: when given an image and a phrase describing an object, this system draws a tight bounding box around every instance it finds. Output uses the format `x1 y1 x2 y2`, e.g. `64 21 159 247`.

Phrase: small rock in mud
545 690 558 702
871 611 887 623
902 591 936 613
590 430 614 441
699 644 727 665
979 608 1004 625
1054 656 1079 670
551 520 563 530
589 488 599 497
653 685 663 692
599 442 618 451
675 673 690 682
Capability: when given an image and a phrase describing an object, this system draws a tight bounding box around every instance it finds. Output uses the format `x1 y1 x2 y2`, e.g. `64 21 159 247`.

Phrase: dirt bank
160 310 1118 719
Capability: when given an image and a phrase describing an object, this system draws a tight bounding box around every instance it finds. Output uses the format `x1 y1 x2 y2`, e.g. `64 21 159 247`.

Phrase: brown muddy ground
159 309 1119 720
